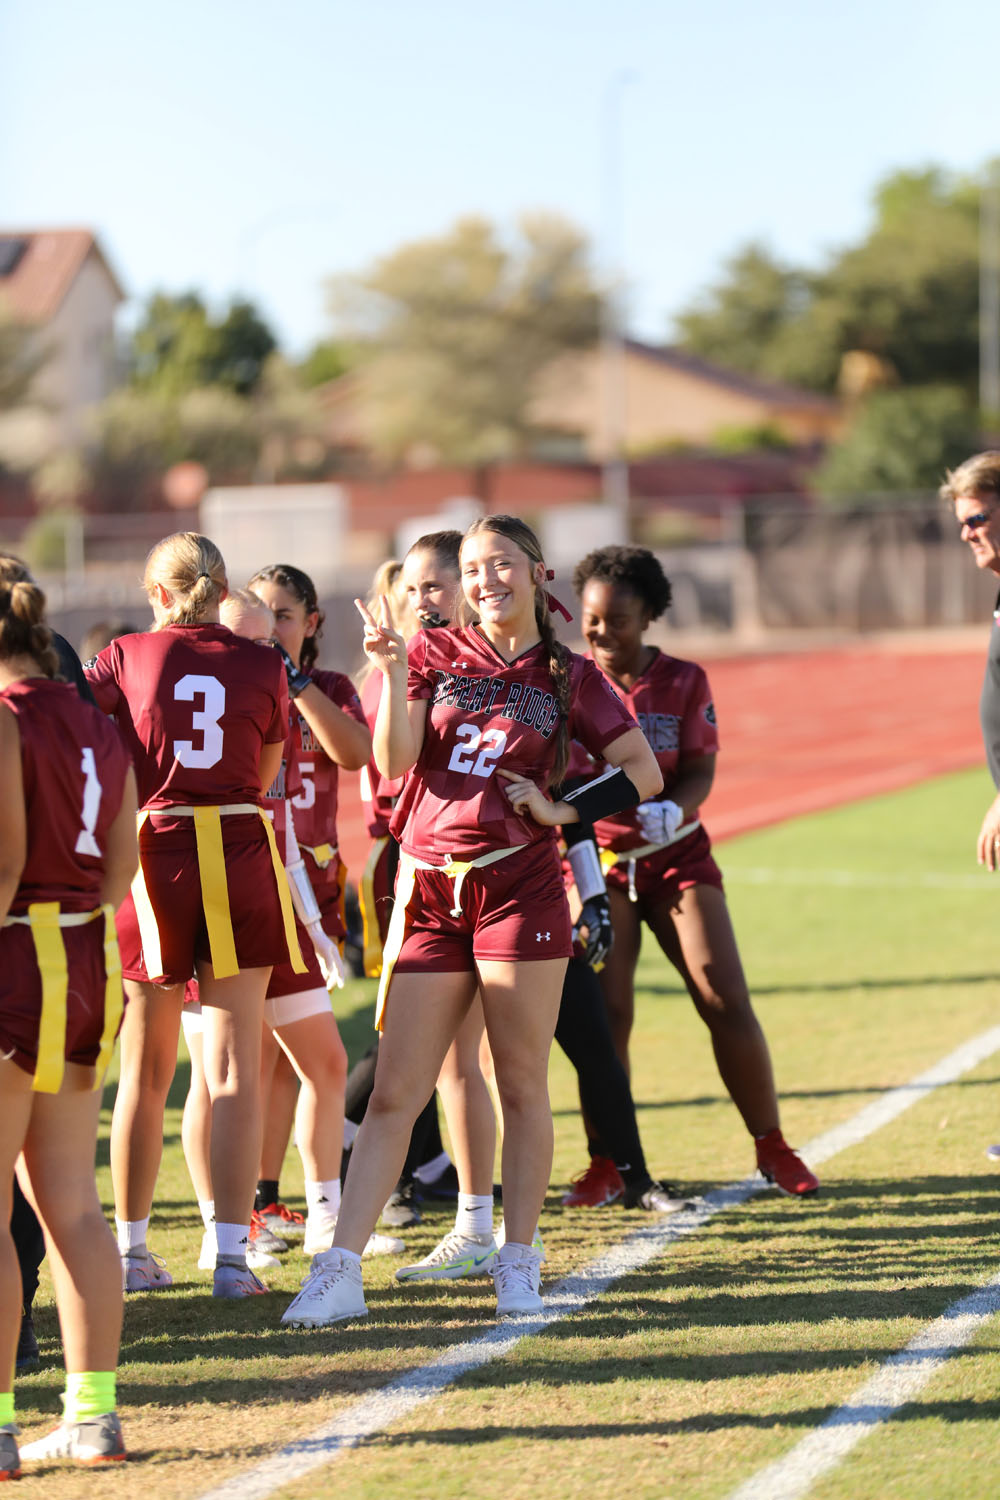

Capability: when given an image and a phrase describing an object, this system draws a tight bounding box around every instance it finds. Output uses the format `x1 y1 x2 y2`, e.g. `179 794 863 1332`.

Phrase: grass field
15 766 1000 1498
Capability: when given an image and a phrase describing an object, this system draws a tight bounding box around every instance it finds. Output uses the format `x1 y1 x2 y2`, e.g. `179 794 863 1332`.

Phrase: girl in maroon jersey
571 544 818 1197
246 563 371 1241
87 532 303 1299
0 556 138 1470
281 515 662 1327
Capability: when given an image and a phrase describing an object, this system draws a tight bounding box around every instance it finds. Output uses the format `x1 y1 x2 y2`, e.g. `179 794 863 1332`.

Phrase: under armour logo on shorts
536 932 550 941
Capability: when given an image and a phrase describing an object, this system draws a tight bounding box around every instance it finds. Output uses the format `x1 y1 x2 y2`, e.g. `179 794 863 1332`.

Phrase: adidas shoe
561 1155 625 1208
622 1180 692 1214
281 1248 367 1328
363 1231 405 1257
985 1143 1000 1161
491 1243 543 1317
256 1200 306 1239
122 1249 172 1292
755 1129 819 1196
250 1210 288 1254
0 1424 18 1479
395 1230 498 1282
212 1261 269 1298
380 1180 422 1228
20 1411 125 1465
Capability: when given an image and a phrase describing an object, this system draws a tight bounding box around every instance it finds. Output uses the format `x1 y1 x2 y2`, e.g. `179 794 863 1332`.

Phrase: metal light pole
600 71 636 540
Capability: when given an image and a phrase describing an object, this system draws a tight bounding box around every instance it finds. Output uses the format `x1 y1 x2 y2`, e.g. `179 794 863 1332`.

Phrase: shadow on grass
639 972 1000 999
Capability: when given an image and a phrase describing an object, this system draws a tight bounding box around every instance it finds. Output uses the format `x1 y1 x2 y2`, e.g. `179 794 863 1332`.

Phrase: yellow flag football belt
373 844 527 1030
3 904 121 1093
131 804 306 981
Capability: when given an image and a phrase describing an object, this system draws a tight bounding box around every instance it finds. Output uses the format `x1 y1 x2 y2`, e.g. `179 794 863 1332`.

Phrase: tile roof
0 230 124 323
625 338 838 411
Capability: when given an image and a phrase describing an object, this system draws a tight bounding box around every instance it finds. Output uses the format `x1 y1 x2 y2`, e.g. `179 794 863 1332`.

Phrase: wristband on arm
566 838 606 904
274 642 312 699
562 765 641 825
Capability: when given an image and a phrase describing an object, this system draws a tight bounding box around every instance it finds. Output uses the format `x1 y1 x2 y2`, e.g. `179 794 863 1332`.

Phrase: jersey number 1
75 746 103 857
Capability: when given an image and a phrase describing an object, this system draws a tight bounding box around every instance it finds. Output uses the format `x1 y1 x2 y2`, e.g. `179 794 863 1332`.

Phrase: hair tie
543 569 573 624
196 572 211 583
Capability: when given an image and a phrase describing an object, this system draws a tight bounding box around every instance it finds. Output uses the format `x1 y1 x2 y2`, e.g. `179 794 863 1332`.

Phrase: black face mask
418 610 450 629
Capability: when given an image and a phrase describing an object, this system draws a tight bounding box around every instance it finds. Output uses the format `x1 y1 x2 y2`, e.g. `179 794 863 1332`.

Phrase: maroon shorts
267 915 325 999
394 841 572 972
117 815 294 986
604 825 724 917
0 922 119 1077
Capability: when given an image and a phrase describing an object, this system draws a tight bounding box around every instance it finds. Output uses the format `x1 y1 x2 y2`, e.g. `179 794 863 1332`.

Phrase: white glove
636 798 685 844
307 920 346 991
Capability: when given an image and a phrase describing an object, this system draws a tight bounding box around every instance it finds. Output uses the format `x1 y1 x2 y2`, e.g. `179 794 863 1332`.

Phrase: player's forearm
373 670 418 779
296 688 372 770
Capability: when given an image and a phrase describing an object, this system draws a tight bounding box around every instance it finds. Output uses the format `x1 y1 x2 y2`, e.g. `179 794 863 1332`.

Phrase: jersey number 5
447 723 507 778
174 674 225 769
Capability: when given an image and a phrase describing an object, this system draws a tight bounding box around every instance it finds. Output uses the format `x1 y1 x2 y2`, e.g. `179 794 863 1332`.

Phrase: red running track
335 642 990 877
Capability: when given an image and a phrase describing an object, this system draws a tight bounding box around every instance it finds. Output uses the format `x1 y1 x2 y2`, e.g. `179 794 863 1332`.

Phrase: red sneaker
755 1130 819 1196
257 1201 306 1239
561 1156 625 1208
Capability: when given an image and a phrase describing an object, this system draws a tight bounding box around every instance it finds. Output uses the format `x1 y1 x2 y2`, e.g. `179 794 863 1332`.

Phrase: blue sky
2 0 997 356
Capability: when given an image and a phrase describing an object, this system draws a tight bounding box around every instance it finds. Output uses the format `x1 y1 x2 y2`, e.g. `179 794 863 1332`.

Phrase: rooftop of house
0 229 125 322
623 338 838 411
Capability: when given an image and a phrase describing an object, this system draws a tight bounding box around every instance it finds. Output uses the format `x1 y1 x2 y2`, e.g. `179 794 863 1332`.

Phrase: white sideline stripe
726 865 993 892
727 1272 1000 1500
194 1024 1000 1500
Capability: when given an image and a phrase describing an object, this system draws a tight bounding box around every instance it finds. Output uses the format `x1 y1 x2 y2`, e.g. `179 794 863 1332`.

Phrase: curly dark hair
571 545 672 619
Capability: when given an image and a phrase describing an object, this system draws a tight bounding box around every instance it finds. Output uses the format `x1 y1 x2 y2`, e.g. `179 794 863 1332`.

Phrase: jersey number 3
174 674 225 769
447 724 507 778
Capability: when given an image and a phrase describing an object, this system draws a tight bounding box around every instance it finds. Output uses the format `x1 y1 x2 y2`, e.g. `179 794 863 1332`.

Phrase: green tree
327 213 603 464
814 385 980 499
298 339 355 388
675 166 983 395
130 293 277 397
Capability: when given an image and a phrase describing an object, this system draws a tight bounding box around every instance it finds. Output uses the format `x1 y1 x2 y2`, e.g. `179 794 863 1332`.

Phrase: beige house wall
530 348 842 457
32 252 121 441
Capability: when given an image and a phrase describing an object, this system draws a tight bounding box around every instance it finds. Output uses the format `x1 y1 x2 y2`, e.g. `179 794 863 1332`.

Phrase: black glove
573 893 613 970
273 642 312 698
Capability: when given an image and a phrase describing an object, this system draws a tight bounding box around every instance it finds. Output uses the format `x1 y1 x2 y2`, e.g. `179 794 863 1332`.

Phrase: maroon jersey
2 678 130 914
86 624 287 810
359 671 404 839
288 668 367 850
390 626 636 862
571 648 718 854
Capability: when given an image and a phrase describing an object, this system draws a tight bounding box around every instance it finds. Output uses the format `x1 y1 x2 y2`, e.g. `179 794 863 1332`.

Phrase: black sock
255 1179 280 1211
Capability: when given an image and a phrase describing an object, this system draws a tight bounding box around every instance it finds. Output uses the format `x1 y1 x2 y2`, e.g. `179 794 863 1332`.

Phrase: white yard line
727 1273 1000 1500
196 1023 1000 1500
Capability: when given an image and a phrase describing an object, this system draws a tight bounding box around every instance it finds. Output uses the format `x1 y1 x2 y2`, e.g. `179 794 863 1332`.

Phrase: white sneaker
20 1411 125 1464
303 1217 339 1257
363 1231 405 1257
395 1230 497 1282
491 1243 543 1317
281 1248 367 1328
495 1222 546 1261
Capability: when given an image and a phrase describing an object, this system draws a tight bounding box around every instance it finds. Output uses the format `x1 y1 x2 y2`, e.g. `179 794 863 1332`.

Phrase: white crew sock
115 1216 149 1255
215 1221 249 1264
198 1199 215 1230
305 1178 342 1220
455 1193 494 1238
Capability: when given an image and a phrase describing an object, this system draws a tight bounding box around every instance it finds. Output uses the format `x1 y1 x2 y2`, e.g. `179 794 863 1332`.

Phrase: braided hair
247 563 324 671
459 514 572 788
0 555 59 678
144 532 227 628
571 544 672 619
